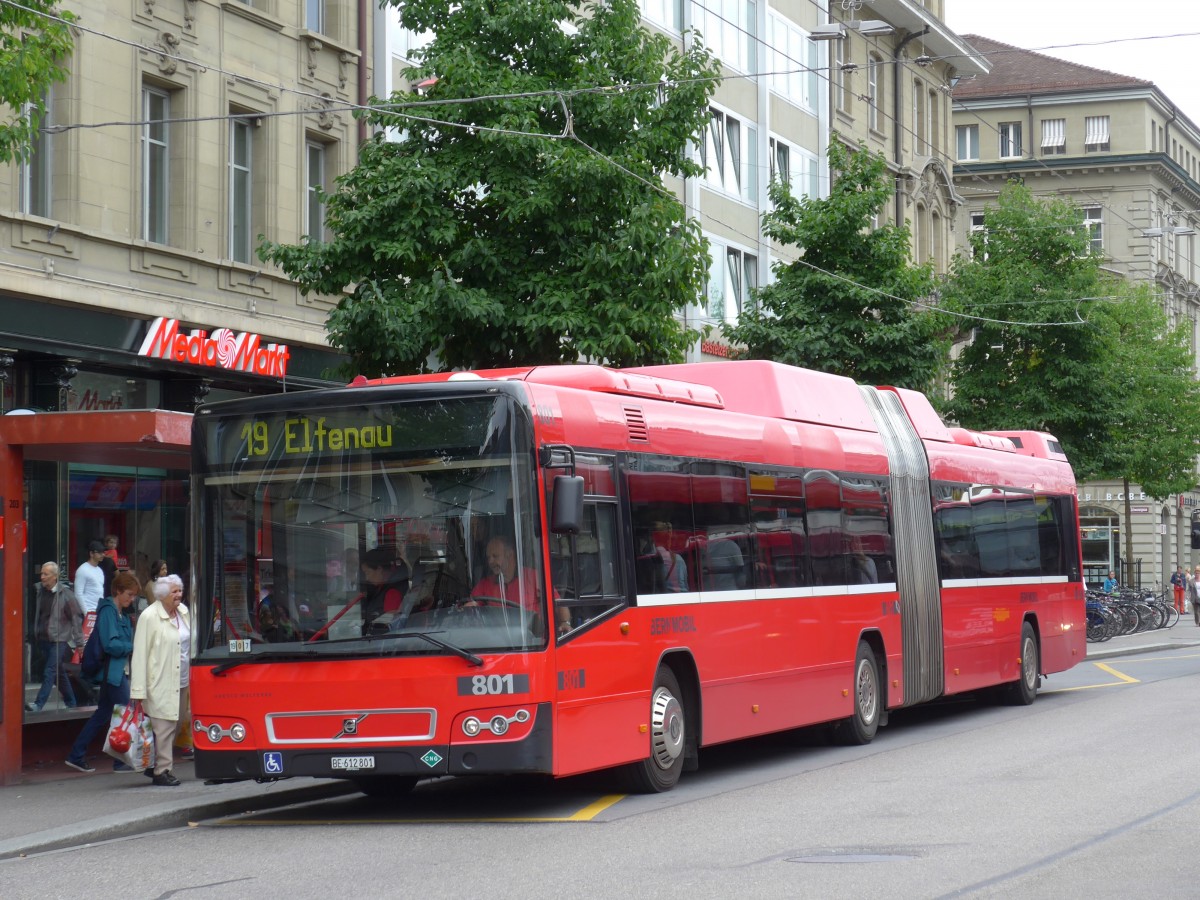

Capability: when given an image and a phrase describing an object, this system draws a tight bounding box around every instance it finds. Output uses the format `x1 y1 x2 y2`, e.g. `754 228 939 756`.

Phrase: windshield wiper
211 647 321 676
369 629 484 667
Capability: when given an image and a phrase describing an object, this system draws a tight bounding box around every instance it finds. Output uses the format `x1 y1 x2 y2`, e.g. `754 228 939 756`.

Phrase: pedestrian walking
1191 566 1200 626
65 571 139 773
74 540 107 614
130 574 190 786
1171 565 1187 615
27 562 85 712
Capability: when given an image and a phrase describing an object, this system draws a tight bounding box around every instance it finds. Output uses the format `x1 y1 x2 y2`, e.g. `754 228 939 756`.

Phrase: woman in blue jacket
65 571 140 773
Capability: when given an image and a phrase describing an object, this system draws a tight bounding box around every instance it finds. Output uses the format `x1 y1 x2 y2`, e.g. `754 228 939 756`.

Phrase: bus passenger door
545 457 645 777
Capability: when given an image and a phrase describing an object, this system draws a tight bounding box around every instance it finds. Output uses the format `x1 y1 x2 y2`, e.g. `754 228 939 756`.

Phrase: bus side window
750 481 809 589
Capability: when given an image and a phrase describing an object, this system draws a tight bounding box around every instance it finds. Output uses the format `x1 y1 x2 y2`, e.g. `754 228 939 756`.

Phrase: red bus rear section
188 361 1085 794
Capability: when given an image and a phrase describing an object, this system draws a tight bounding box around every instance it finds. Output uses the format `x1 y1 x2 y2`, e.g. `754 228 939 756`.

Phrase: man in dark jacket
65 571 139 773
28 561 84 712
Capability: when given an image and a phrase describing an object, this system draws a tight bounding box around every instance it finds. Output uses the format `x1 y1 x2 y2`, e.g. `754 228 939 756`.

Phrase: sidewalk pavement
4 620 1199 860
0 755 356 860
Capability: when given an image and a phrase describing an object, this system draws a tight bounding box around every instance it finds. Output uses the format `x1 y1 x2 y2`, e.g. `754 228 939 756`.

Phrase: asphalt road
6 645 1200 899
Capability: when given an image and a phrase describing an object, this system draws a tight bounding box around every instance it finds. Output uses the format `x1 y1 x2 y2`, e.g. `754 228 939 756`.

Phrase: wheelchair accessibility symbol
263 751 284 775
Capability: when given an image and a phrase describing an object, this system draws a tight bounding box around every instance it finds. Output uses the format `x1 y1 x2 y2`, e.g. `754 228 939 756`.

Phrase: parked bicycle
1085 588 1177 643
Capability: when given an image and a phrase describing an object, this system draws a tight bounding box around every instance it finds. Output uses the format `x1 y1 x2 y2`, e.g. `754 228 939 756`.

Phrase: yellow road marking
204 793 627 827
1049 660 1141 692
1092 662 1139 683
564 794 626 821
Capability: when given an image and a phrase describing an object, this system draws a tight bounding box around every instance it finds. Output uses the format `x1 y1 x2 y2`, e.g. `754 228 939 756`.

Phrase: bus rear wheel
834 641 881 746
1004 622 1039 706
624 667 686 793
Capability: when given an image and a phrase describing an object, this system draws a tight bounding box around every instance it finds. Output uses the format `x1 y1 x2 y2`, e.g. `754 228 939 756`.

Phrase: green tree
1092 285 1200 498
942 182 1113 477
0 1 76 163
724 138 946 390
261 0 719 376
1090 286 1200 565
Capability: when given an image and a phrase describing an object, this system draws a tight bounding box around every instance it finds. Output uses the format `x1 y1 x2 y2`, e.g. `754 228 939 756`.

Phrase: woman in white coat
130 574 190 786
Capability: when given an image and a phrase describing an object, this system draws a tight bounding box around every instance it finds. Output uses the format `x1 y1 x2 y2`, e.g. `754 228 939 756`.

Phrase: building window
913 79 925 153
1041 118 1065 155
1085 116 1110 152
306 0 324 32
697 0 756 73
706 241 758 323
305 140 327 243
867 54 880 132
1080 207 1103 255
20 90 52 218
999 122 1022 158
640 0 682 33
768 12 820 113
928 89 938 153
969 211 987 258
956 124 979 161
702 107 758 202
833 38 846 112
229 115 254 263
142 87 170 244
769 136 819 201
931 210 942 269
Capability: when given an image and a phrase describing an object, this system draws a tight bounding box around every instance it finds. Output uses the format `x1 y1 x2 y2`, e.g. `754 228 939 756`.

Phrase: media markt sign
138 317 290 377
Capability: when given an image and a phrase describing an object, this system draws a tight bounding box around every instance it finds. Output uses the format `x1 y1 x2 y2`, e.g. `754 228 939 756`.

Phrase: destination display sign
204 397 510 469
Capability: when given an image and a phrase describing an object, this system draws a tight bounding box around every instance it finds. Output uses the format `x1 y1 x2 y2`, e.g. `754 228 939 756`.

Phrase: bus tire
624 667 686 793
834 641 881 746
354 776 418 800
1005 622 1039 706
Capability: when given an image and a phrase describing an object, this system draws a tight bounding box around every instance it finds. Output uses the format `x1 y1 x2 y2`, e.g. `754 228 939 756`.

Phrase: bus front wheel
834 641 881 746
624 667 686 793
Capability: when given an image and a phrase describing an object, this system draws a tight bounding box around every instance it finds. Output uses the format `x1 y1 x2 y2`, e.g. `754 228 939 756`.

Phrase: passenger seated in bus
466 535 569 635
704 537 745 591
849 539 878 584
648 522 688 592
358 547 410 635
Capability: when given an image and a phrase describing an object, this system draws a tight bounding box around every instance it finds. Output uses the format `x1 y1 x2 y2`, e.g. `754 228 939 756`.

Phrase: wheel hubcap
856 659 877 724
1022 637 1037 689
649 686 684 770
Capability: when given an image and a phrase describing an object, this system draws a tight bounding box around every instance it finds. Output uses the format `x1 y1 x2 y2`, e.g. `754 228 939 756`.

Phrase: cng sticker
421 749 443 768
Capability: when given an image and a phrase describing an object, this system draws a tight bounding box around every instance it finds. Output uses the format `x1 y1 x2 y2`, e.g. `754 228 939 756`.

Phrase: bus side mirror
551 475 584 536
1191 523 1200 550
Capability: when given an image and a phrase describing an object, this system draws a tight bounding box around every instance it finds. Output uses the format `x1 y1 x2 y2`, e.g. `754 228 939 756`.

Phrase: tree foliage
261 0 719 376
1089 285 1200 499
942 183 1113 477
724 138 947 390
0 1 76 164
944 182 1200 493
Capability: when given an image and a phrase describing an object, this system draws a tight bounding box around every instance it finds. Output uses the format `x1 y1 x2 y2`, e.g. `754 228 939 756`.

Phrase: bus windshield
191 392 544 661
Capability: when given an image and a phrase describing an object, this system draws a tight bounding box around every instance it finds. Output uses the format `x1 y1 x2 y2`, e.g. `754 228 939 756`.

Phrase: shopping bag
103 704 155 771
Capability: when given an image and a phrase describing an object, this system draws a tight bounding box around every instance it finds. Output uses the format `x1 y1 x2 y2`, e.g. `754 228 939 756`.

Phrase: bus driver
467 535 569 635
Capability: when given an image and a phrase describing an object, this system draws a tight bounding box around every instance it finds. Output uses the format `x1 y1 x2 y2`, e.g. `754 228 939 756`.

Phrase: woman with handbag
65 572 139 773
130 574 190 787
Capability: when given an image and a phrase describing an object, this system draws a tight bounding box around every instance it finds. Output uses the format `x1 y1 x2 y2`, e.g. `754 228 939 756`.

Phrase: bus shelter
0 410 191 785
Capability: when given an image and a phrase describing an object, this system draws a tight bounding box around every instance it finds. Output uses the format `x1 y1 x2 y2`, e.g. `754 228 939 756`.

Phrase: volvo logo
333 714 369 739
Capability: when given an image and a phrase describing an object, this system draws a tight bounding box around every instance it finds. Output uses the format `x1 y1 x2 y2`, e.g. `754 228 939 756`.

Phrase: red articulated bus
188 360 1085 795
